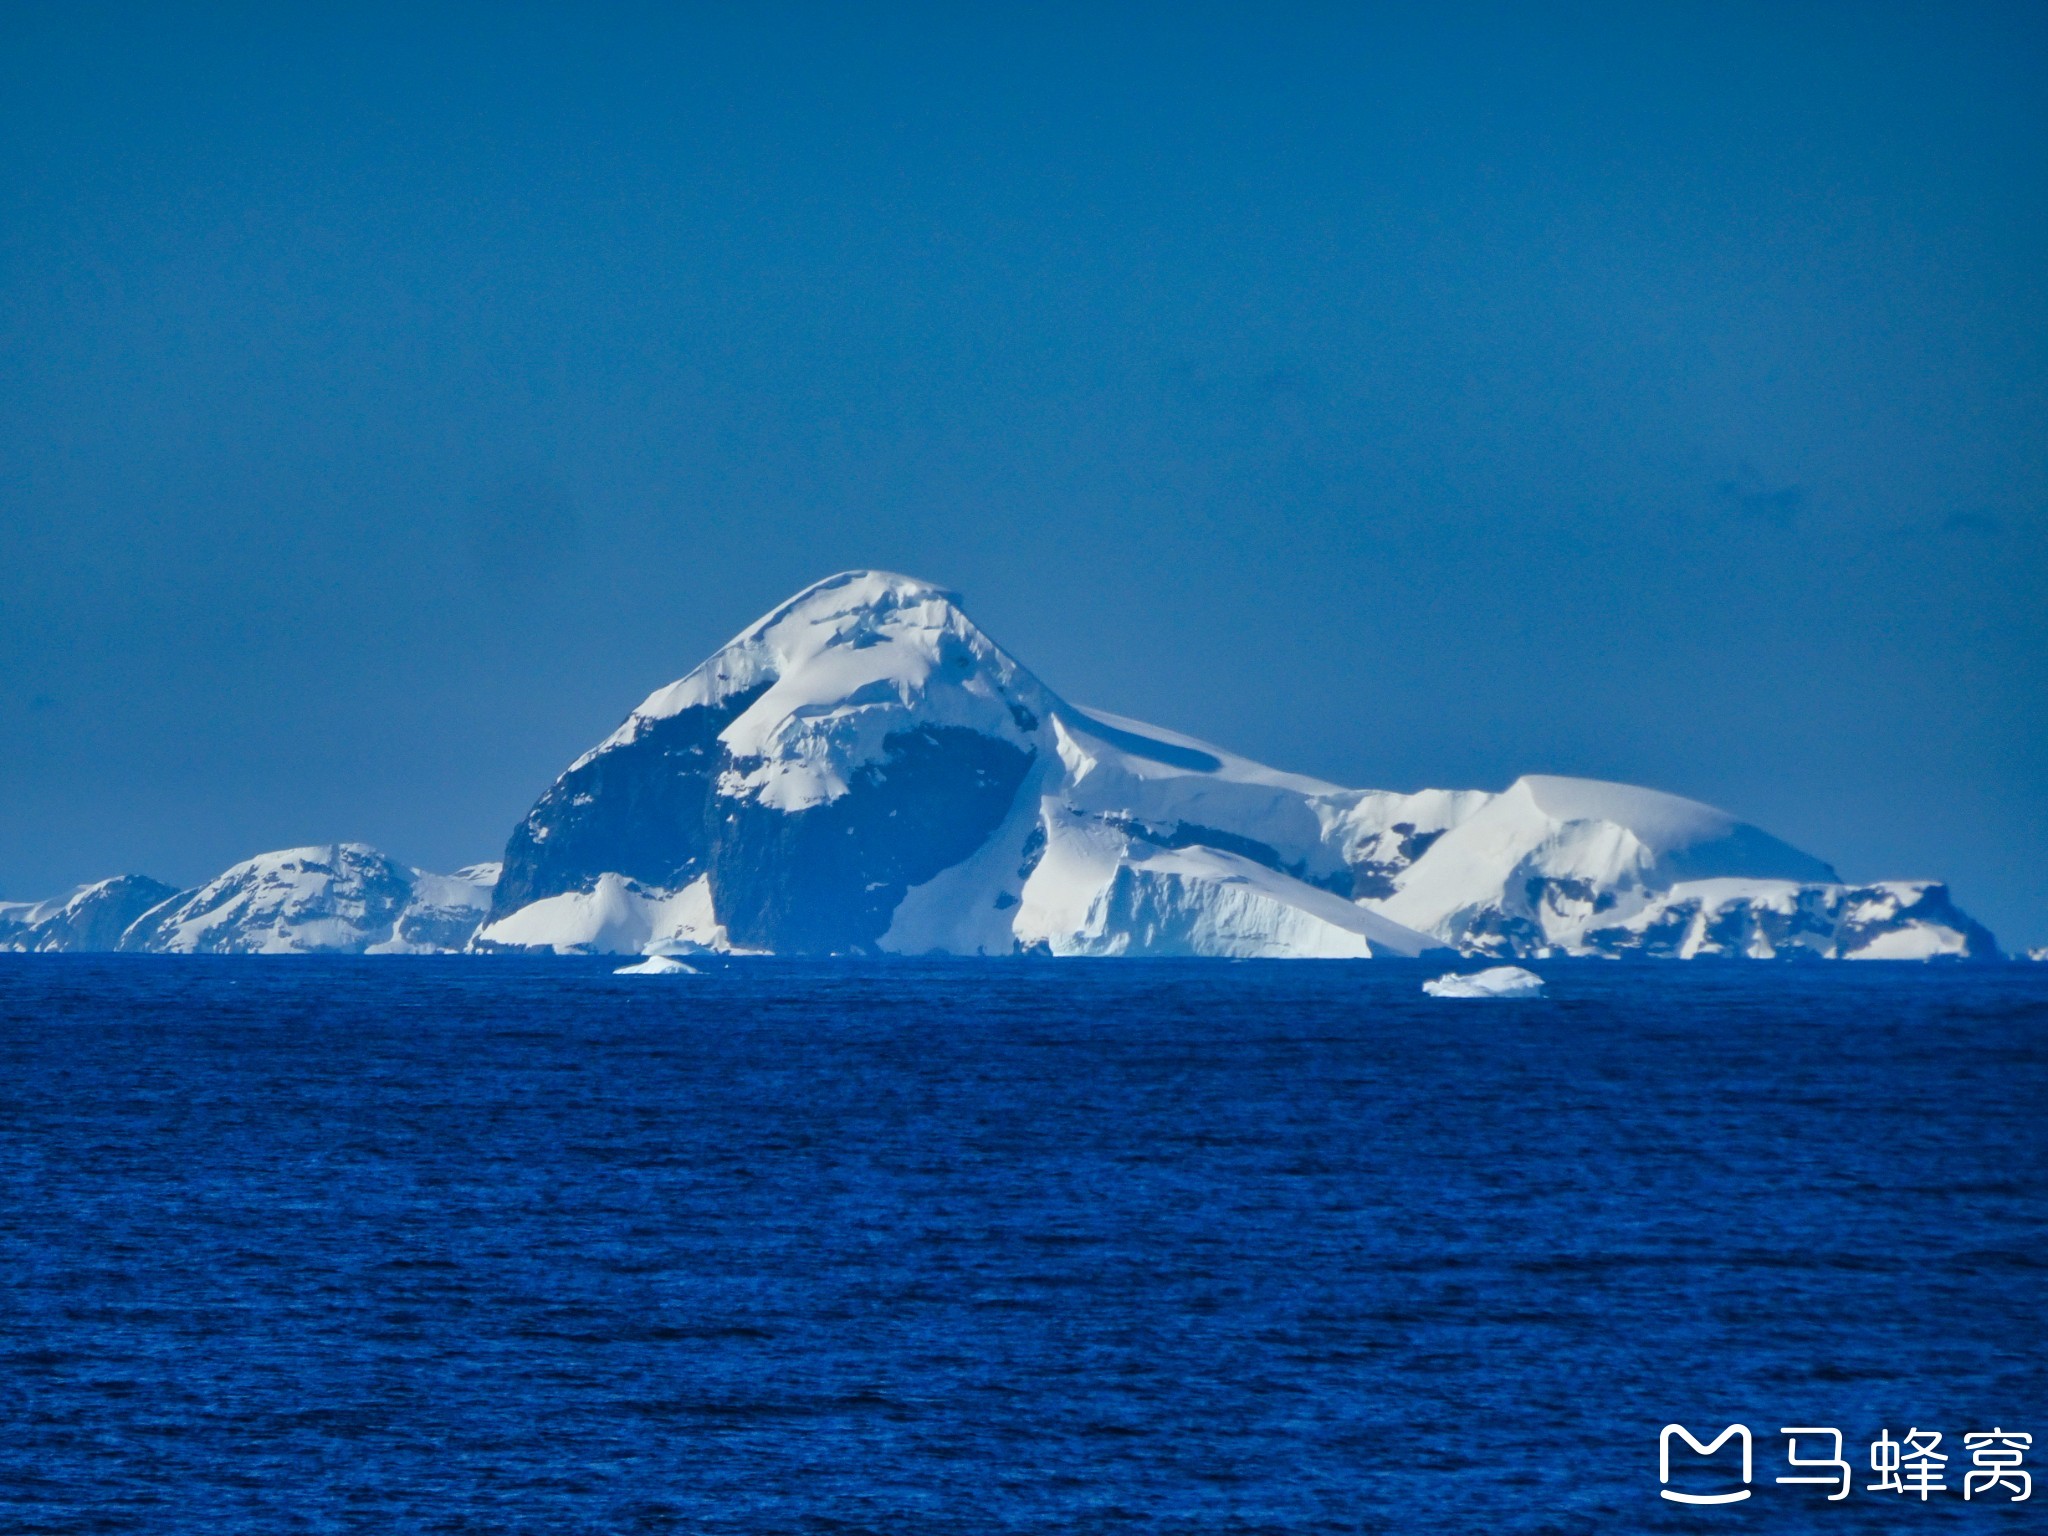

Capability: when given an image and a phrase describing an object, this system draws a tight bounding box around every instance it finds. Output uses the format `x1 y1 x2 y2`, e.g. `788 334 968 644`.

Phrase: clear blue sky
3 3 2044 947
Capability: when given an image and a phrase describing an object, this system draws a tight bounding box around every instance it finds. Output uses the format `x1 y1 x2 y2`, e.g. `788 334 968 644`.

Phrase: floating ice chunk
1423 965 1545 999
613 954 699 976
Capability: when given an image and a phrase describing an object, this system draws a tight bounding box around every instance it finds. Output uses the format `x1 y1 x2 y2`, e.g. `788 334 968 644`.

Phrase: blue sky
3 3 2044 946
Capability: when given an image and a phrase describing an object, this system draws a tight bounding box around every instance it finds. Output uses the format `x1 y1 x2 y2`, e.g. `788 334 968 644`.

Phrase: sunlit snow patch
1423 965 1545 999
613 954 699 976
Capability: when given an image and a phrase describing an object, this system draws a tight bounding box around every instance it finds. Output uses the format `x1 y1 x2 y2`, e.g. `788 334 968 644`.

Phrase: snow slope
875 729 1441 959
1352 778 1998 960
471 874 727 956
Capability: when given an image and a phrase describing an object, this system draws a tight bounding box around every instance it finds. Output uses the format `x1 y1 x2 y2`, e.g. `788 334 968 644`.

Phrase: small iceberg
613 954 699 976
1423 965 1545 999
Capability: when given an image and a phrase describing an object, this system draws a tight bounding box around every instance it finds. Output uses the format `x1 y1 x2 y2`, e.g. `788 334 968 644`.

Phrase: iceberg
612 954 699 976
1423 966 1547 999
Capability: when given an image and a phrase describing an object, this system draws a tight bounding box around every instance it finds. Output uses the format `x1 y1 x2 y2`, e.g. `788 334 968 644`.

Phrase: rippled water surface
2 958 2043 1532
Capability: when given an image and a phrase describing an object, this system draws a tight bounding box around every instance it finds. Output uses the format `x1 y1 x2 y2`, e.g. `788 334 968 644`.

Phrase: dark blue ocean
1 958 2042 1532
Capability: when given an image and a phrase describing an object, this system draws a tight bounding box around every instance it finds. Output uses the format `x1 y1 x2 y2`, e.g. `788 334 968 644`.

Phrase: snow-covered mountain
1 876 182 953
474 572 1438 959
112 845 499 954
1360 775 1995 960
473 570 1998 961
1 571 2000 962
1 846 499 955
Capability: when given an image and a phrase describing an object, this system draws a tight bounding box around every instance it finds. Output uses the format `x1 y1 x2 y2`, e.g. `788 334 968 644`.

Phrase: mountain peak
741 569 968 634
589 570 1054 813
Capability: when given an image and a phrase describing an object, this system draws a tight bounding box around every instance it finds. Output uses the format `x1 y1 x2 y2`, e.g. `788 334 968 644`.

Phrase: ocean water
1 957 2042 1533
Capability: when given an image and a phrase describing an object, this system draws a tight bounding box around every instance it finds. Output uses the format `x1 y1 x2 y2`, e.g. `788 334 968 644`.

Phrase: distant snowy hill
0 847 499 956
470 570 1998 961
2 571 1999 961
115 845 498 955
1 876 181 953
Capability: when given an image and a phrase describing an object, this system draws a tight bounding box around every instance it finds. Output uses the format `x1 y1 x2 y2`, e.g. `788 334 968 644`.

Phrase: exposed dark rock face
1837 883 1996 958
1570 881 1995 960
492 683 770 917
1449 907 1547 961
711 727 1033 953
1343 823 1449 900
392 893 497 952
493 702 1033 954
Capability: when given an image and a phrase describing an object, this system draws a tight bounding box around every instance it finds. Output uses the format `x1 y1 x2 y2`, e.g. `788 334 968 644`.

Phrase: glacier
2 571 2003 962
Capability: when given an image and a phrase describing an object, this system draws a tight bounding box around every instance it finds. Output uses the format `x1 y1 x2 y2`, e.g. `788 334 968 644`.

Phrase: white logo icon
1660 1423 1753 1504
